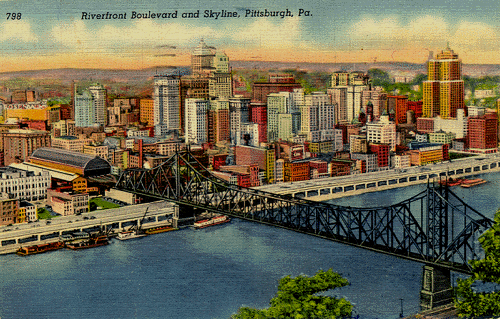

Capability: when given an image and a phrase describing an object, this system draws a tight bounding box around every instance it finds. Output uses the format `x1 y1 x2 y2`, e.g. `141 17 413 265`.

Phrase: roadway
0 200 178 254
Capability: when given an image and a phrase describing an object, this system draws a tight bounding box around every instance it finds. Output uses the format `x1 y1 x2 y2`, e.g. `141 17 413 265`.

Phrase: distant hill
0 66 190 84
0 62 499 83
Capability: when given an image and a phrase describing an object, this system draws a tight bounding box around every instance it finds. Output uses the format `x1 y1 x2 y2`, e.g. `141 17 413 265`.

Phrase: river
1 171 498 319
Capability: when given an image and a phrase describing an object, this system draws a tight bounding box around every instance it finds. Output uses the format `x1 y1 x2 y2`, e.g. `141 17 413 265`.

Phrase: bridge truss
115 150 493 274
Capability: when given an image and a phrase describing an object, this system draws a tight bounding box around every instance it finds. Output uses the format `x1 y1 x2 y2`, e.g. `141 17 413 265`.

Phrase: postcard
0 0 498 318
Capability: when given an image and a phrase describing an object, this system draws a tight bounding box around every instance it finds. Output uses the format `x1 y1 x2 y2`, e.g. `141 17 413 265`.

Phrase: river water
1 172 499 319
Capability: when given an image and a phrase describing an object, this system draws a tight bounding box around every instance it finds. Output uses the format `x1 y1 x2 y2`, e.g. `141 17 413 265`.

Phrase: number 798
6 13 22 20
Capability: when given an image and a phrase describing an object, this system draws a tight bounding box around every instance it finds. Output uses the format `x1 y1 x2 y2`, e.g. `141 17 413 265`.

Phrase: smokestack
139 139 143 168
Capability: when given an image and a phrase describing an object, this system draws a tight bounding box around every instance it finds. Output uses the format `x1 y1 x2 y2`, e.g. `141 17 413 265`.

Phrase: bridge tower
420 265 453 310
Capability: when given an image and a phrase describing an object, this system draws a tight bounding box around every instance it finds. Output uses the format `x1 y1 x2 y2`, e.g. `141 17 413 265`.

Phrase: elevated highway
255 155 500 200
0 201 178 254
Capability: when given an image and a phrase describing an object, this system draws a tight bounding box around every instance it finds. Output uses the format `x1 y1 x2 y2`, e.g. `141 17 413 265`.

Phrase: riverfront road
255 153 500 201
0 201 178 254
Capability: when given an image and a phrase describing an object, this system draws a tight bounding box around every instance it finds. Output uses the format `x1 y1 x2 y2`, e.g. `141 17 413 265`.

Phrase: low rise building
351 153 378 173
19 201 37 222
51 135 92 152
47 188 89 216
219 164 260 187
83 144 109 161
309 160 329 179
0 167 50 201
0 194 19 226
392 154 411 168
428 130 455 145
105 188 138 205
408 143 449 165
284 161 309 182
330 159 354 177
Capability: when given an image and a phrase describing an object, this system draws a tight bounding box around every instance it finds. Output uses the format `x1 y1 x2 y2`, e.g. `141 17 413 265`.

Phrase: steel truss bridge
115 150 493 274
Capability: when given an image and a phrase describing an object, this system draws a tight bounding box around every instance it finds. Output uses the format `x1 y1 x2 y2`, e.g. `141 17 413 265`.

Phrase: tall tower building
154 75 180 137
191 39 215 75
209 52 232 99
229 96 250 145
185 98 208 145
300 92 335 142
267 93 290 142
88 84 107 126
423 46 464 118
74 83 107 127
208 98 230 144
328 72 369 124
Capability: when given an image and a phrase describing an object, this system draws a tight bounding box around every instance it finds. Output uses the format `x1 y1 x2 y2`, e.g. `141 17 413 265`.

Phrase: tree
89 202 98 212
455 210 500 317
367 68 391 87
232 269 353 319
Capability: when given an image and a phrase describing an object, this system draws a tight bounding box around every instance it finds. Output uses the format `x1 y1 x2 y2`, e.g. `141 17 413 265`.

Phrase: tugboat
194 214 231 229
61 231 109 250
16 241 64 256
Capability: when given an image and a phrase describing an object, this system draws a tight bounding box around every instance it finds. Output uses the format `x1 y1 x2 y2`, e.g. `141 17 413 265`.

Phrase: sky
0 0 499 71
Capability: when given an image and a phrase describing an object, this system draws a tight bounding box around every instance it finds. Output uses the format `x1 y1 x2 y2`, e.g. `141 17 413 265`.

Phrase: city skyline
0 0 499 72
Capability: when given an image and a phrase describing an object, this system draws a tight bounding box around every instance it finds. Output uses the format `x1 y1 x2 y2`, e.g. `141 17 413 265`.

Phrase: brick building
468 112 498 153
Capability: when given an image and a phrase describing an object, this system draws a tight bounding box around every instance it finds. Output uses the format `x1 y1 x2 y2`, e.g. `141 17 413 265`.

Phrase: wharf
0 200 178 254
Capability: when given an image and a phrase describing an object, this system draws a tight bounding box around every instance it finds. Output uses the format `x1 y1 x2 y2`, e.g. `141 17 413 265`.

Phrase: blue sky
0 0 499 70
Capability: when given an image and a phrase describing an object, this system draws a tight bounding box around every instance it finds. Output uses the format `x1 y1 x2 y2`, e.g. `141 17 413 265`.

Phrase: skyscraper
229 96 250 145
154 75 180 137
423 46 464 118
191 39 215 75
300 92 335 142
185 98 208 145
328 72 369 124
74 83 107 127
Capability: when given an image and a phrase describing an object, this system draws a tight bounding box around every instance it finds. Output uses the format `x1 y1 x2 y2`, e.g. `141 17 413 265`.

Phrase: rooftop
30 147 111 177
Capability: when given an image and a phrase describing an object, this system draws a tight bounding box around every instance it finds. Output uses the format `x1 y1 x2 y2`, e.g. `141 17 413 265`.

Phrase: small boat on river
194 215 231 229
16 241 64 256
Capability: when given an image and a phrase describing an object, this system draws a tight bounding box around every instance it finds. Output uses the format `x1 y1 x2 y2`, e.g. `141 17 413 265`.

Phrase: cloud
0 20 37 42
451 21 499 50
349 15 500 54
406 16 448 42
51 19 221 52
233 17 308 50
350 15 450 48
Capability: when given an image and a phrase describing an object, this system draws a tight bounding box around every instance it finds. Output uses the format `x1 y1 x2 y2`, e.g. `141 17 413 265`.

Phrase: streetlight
399 298 404 318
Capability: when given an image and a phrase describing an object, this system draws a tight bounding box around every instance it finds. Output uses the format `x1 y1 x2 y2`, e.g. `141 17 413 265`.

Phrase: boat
144 225 178 235
439 178 465 187
460 178 487 188
117 207 149 240
117 230 146 240
16 241 64 256
63 231 109 250
194 215 231 229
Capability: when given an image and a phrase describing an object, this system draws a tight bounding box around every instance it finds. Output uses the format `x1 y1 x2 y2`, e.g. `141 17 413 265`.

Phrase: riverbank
406 304 458 318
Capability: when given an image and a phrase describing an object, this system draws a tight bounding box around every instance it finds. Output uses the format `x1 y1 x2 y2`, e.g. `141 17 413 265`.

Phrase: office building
154 75 181 137
2 129 51 165
185 98 208 145
422 46 464 118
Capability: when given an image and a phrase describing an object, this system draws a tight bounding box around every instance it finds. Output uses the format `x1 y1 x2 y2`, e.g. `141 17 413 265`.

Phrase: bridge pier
420 265 453 310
